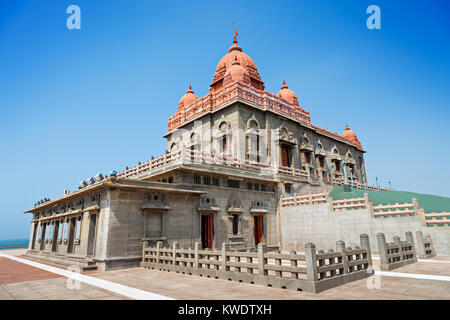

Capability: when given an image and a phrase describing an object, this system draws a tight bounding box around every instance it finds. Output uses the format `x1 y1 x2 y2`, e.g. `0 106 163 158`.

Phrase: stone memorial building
24 36 368 271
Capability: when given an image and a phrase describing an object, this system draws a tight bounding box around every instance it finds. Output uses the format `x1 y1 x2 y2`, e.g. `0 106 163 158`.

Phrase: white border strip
0 253 173 300
375 270 450 282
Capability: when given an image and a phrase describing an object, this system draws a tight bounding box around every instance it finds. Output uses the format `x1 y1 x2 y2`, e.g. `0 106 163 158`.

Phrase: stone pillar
181 144 187 164
258 242 267 276
393 236 402 261
416 231 426 258
79 211 90 256
405 231 414 246
221 242 228 271
336 240 348 275
377 233 388 266
305 243 318 281
172 242 179 266
156 241 162 264
28 221 36 250
194 242 199 269
142 241 148 264
359 233 372 269
363 193 372 213
290 250 298 279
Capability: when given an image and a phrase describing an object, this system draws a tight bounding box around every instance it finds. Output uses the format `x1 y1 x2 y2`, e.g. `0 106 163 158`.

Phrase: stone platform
0 249 449 300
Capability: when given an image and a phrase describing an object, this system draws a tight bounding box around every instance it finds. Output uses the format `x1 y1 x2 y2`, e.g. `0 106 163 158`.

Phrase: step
22 251 98 272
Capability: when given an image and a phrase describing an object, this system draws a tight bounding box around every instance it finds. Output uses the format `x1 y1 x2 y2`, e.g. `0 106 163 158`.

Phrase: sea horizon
0 238 29 250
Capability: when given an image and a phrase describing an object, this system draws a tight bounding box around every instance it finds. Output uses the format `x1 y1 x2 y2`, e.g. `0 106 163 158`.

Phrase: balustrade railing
423 212 450 226
141 234 372 293
377 232 417 271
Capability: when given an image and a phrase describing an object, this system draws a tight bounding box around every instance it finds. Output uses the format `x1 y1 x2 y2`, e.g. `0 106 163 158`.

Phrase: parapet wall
280 201 450 256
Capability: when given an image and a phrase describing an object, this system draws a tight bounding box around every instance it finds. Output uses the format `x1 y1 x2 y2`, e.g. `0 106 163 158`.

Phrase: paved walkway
0 249 449 300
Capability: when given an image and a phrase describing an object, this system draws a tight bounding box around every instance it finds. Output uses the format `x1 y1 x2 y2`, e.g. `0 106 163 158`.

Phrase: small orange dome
341 124 362 147
211 36 264 90
215 36 257 72
178 85 198 110
277 80 299 106
224 55 248 83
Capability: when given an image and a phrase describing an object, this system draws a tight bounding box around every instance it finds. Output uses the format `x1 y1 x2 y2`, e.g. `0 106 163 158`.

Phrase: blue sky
0 0 449 240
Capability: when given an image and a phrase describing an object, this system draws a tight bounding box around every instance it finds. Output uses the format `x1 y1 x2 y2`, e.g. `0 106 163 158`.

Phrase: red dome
215 37 257 72
178 85 198 110
224 55 248 83
341 124 362 147
277 80 299 106
211 36 264 90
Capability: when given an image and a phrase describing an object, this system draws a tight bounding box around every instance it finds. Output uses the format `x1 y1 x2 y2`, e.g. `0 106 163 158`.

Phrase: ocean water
0 238 29 250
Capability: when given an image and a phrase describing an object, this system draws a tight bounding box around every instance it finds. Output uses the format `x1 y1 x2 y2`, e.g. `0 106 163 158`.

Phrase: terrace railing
141 234 373 294
377 232 417 271
372 202 415 217
423 212 450 227
415 231 436 259
332 197 367 211
281 192 327 207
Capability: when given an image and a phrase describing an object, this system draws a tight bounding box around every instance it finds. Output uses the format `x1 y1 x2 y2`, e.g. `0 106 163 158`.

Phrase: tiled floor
0 249 449 300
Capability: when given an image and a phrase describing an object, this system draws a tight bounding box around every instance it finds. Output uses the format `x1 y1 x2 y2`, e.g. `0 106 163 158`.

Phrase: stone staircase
23 250 98 272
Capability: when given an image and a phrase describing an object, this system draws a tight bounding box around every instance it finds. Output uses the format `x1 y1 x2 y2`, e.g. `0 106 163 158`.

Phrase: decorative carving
228 193 241 210
201 194 217 207
278 126 297 145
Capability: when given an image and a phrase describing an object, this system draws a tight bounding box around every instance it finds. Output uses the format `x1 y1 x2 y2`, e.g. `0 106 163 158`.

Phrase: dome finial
186 84 194 94
281 80 288 89
345 124 350 130
233 36 238 44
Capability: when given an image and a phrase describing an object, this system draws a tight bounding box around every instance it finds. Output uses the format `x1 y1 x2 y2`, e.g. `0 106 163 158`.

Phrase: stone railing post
290 250 298 279
412 198 425 225
359 233 372 269
172 242 179 266
305 243 318 281
142 241 148 264
336 240 348 275
425 235 436 257
416 231 426 258
308 191 313 205
419 208 427 227
156 241 162 264
221 243 228 271
363 193 373 213
412 197 419 214
377 233 388 266
258 242 267 276
393 236 402 261
405 231 415 258
194 242 199 269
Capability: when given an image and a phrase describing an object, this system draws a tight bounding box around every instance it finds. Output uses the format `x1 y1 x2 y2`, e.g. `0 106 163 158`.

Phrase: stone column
172 242 179 266
28 221 37 250
305 242 318 281
336 240 348 275
142 241 148 264
405 231 414 249
221 242 229 272
416 231 426 258
257 242 267 276
156 241 162 264
194 242 199 269
377 233 388 266
79 211 90 256
393 236 402 261
359 233 372 269
363 193 372 213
